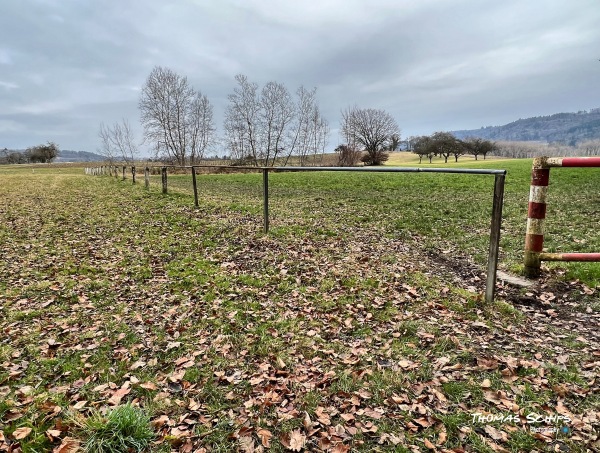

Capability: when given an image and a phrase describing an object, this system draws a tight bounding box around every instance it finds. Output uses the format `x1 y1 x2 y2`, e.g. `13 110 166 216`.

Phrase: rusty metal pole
192 166 199 208
161 167 167 194
263 168 269 233
485 172 505 303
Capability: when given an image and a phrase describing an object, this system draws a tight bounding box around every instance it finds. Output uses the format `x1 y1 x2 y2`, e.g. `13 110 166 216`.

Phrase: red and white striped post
524 158 549 277
524 156 600 278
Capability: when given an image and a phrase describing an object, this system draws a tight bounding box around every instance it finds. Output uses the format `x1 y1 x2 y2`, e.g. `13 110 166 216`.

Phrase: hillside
55 150 105 162
453 108 600 145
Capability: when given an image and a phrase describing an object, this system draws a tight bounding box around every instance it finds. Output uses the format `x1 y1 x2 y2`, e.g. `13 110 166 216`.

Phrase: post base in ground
524 251 541 278
524 266 541 279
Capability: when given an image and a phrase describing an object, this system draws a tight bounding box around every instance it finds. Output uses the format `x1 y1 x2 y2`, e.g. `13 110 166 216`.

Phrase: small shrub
361 150 389 166
80 404 154 453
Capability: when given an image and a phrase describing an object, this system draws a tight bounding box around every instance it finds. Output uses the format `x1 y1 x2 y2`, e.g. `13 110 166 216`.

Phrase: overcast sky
1 0 599 154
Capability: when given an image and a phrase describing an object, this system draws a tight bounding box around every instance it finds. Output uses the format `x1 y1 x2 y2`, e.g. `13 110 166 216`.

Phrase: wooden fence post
263 168 269 233
132 166 136 184
144 167 150 189
192 167 199 208
485 173 505 303
161 167 167 194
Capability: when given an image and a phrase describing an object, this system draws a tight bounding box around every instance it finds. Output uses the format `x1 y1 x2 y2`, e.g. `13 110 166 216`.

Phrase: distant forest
453 108 600 145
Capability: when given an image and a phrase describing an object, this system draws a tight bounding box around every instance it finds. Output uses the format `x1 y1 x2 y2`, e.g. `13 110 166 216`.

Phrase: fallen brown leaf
12 427 32 440
53 437 80 453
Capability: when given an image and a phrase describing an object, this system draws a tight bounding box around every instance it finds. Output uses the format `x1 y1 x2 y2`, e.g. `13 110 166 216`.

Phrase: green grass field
0 157 598 452
161 155 600 286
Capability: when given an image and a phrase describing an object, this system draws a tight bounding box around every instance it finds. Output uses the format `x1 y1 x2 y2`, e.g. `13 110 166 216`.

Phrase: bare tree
387 133 401 151
98 122 117 164
225 76 329 166
98 119 138 164
464 137 497 160
285 86 329 166
577 139 600 156
187 93 216 164
307 107 329 165
224 74 260 165
341 107 400 165
405 136 419 153
260 81 294 166
412 135 435 163
139 66 216 166
429 132 462 163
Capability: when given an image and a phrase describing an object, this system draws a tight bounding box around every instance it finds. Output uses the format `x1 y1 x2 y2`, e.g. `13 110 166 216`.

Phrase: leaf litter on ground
0 168 598 452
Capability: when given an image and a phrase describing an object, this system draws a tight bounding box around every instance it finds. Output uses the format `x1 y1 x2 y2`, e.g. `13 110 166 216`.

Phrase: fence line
84 164 506 303
524 156 600 277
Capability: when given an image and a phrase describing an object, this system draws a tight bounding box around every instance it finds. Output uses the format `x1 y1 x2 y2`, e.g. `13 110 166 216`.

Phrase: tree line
99 66 403 167
492 139 600 158
98 67 332 167
409 133 498 163
91 66 600 167
7 66 597 168
0 142 59 165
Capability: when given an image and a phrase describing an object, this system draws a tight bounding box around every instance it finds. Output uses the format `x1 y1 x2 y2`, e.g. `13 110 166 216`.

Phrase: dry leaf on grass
53 437 81 453
12 427 32 440
280 429 306 451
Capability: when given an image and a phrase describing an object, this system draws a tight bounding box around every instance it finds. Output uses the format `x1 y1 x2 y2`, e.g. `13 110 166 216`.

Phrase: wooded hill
55 150 105 162
453 108 600 145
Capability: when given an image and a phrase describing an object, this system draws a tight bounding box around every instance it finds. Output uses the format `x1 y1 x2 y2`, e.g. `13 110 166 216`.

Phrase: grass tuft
79 404 154 453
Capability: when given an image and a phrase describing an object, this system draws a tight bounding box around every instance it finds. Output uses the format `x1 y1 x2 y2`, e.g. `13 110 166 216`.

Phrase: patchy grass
161 156 599 286
0 162 598 451
75 404 154 453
